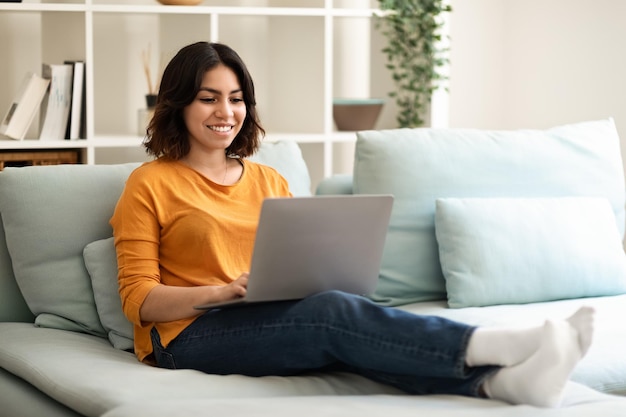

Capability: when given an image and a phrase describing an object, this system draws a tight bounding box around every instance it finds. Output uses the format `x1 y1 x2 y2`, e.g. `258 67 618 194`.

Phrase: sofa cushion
435 197 626 307
249 140 311 196
101 385 626 417
83 237 133 350
0 367 83 417
316 174 354 195
0 141 311 337
353 119 626 306
0 163 141 337
0 323 400 417
399 294 626 396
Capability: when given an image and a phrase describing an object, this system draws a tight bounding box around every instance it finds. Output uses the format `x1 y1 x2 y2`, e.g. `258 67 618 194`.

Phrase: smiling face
183 64 247 156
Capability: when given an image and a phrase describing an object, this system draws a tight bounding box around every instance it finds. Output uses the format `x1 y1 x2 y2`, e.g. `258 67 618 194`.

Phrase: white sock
566 306 595 356
465 325 542 367
483 312 593 408
465 306 595 367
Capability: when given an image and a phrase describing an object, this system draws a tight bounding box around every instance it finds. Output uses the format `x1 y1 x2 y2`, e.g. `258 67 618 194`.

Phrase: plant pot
333 98 384 131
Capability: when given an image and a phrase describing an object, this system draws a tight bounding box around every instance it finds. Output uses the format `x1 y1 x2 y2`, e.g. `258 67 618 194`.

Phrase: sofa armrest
316 174 354 195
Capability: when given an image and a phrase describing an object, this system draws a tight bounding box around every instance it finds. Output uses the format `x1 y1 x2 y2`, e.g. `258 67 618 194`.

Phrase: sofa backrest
351 118 626 306
0 163 142 330
248 140 311 197
0 140 311 329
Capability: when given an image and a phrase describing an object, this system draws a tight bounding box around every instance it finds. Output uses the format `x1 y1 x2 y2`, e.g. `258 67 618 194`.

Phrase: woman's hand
139 272 249 323
217 272 248 301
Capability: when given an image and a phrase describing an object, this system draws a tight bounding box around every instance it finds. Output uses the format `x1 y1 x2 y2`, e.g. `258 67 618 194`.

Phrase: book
39 63 73 140
0 72 50 140
64 60 85 140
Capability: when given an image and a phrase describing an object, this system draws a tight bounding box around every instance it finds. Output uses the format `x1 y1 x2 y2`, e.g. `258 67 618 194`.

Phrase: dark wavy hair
144 42 264 159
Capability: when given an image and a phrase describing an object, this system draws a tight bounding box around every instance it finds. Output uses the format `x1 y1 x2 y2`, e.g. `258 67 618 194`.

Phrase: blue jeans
150 290 498 397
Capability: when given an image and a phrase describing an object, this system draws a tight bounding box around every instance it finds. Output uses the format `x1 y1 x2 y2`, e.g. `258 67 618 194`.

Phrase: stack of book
0 60 86 141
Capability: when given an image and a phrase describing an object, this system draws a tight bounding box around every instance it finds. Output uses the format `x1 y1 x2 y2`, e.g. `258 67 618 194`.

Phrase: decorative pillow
84 237 134 350
435 197 626 308
249 140 311 196
0 163 140 336
353 119 625 306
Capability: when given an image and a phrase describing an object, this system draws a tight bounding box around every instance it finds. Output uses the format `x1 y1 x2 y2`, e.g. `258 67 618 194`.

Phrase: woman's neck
181 152 242 185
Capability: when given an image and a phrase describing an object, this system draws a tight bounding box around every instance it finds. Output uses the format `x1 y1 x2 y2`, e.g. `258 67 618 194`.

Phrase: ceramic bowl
333 98 385 131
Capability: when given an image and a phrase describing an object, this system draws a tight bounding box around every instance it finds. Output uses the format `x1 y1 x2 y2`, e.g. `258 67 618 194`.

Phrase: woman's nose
215 100 233 118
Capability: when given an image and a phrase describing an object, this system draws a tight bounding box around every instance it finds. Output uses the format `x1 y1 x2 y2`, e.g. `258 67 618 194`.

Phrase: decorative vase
145 94 157 109
332 98 384 131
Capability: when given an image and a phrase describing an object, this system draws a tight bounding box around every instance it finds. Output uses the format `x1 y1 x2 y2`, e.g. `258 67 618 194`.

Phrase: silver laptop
194 194 393 310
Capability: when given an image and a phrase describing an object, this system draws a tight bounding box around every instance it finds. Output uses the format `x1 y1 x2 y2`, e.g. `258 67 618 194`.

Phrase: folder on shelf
39 63 73 141
64 60 86 140
0 72 50 140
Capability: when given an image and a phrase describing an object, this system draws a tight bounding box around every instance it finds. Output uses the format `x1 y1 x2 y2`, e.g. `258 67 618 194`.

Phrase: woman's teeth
209 125 232 132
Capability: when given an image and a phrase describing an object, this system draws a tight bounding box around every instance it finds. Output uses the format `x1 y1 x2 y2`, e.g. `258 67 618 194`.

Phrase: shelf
0 3 378 16
0 0 384 189
0 131 358 152
93 132 358 145
0 148 80 170
265 132 358 144
0 3 85 12
0 139 87 150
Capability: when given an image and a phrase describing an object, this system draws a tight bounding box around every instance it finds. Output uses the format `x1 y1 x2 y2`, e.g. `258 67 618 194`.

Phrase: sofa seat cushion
0 367 83 417
0 323 400 417
3 292 626 417
102 386 626 417
399 294 626 395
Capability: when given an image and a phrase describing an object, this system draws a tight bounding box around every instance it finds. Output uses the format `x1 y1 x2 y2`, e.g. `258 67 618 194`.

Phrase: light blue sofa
2 120 626 417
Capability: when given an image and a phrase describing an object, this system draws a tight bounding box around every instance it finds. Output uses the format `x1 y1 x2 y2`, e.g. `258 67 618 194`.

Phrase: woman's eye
231 97 244 103
199 97 216 103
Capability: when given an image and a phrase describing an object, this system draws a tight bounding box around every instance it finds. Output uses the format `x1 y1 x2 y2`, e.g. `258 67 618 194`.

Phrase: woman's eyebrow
199 87 242 95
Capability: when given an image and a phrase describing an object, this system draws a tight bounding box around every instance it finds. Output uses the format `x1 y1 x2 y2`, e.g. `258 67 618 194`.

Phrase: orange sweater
110 158 291 362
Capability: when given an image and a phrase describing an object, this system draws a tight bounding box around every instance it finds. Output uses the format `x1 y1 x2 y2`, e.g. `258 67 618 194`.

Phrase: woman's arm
139 273 248 323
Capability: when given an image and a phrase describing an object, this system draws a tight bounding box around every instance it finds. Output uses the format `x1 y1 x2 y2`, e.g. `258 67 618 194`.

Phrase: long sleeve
110 158 291 362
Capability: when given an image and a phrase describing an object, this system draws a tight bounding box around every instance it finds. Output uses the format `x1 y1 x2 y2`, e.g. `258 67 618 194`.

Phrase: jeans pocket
150 327 177 370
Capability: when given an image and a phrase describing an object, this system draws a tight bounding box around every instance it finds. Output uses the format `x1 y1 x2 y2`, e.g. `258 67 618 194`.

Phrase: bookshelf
0 0 393 190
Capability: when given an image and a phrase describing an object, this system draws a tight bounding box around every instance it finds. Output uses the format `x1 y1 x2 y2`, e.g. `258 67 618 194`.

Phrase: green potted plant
376 0 452 128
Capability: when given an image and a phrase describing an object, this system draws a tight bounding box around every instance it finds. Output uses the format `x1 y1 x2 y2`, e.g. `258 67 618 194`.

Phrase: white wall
448 0 626 167
448 0 626 248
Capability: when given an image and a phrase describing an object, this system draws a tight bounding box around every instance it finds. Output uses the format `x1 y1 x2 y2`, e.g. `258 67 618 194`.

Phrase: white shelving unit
0 0 390 189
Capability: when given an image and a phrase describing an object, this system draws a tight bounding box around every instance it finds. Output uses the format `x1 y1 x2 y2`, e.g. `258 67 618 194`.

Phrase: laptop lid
194 194 393 310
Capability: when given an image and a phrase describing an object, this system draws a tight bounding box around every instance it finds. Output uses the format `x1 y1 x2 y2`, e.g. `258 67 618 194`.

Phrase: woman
111 41 594 408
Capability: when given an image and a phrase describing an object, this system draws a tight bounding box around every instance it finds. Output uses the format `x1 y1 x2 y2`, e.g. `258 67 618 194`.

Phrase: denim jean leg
154 290 497 397
150 327 177 369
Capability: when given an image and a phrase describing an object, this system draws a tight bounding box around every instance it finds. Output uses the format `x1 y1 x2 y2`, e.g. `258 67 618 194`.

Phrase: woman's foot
483 307 595 408
466 306 595 367
566 306 595 356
